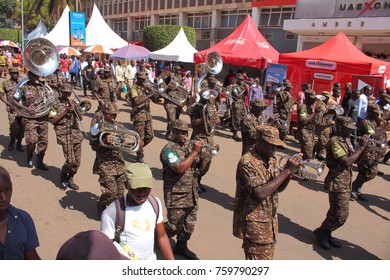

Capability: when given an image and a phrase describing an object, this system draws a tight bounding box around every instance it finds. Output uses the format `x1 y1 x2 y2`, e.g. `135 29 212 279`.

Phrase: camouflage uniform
94 76 117 103
240 110 266 155
129 83 154 161
320 135 355 233
297 101 316 159
274 88 293 141
160 141 200 242
229 83 247 136
15 81 49 162
90 111 126 212
163 72 185 136
352 115 386 196
49 96 83 179
313 98 331 159
233 148 280 260
47 71 66 98
2 75 25 145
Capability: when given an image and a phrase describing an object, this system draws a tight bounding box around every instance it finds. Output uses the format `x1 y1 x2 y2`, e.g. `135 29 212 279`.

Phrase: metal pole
76 0 78 12
21 0 24 52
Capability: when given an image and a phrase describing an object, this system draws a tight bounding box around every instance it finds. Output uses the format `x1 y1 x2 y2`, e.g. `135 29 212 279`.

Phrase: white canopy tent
27 19 48 41
45 5 70 46
86 4 128 49
150 28 198 62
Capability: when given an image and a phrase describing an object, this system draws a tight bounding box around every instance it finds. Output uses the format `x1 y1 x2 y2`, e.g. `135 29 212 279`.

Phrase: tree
0 0 17 28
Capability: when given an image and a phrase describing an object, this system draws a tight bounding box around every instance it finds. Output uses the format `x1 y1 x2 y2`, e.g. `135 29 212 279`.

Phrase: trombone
277 155 325 180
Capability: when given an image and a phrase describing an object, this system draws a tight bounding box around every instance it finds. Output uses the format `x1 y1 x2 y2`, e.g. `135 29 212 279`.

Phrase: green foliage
0 28 22 42
143 25 196 52
0 0 17 28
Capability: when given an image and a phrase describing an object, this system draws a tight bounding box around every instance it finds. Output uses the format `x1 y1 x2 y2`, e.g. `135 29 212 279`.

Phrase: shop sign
313 73 334 80
306 60 337 70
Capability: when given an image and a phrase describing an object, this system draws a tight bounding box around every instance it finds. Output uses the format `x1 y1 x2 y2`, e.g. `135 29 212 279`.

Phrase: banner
69 11 86 47
264 63 287 98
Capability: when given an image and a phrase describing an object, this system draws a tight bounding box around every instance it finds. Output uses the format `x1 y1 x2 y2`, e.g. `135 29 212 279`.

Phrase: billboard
69 11 86 47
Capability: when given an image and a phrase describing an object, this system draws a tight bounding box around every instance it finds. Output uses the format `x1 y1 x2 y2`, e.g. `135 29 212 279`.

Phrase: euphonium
12 38 58 118
156 71 188 107
278 155 325 180
90 119 140 153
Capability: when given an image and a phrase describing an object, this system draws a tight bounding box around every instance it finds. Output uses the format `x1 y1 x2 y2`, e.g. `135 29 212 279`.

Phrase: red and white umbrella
57 47 81 56
0 40 19 48
84 44 113 54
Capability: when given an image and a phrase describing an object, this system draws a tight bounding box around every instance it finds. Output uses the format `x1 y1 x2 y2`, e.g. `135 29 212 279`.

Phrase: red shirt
60 58 70 72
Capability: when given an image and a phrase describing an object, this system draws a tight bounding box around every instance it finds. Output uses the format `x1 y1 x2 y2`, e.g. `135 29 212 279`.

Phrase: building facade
82 0 297 52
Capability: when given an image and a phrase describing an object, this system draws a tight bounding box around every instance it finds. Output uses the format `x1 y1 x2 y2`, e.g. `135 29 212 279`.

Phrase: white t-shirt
125 65 137 80
100 195 163 260
358 94 368 119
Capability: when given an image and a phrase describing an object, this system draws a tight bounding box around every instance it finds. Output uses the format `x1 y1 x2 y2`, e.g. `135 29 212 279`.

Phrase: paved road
1 80 389 260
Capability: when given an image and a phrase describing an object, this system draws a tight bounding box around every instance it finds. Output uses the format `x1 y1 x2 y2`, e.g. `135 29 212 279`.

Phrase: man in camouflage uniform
314 116 369 250
47 66 66 98
94 66 117 104
90 102 126 215
163 65 186 139
297 90 319 160
128 71 158 163
160 119 207 260
226 73 248 141
49 84 83 191
233 125 302 260
189 87 220 193
241 98 268 155
351 104 387 201
274 80 294 141
1 67 25 152
11 71 50 170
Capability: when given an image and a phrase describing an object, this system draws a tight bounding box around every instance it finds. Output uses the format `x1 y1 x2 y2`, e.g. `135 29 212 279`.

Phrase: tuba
196 51 223 95
90 119 140 153
13 38 58 118
156 71 188 107
278 155 325 180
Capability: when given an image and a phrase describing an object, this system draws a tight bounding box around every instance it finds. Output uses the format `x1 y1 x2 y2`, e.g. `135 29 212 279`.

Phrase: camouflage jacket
325 135 354 192
95 78 116 102
241 112 266 153
298 103 315 131
129 85 151 122
160 141 199 208
233 148 280 244
2 78 19 113
358 119 386 164
189 102 218 138
274 90 293 116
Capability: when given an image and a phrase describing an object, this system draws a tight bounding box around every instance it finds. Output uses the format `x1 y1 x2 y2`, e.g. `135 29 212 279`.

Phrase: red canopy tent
279 32 390 76
194 15 279 68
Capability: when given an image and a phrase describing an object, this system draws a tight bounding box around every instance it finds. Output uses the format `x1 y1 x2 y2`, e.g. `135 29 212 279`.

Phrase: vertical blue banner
264 63 287 97
69 11 86 47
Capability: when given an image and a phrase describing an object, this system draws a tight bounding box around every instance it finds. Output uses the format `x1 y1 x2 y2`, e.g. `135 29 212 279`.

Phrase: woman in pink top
59 54 70 82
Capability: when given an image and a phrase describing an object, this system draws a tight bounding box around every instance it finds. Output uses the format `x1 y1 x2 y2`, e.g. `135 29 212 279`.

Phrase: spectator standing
248 78 263 101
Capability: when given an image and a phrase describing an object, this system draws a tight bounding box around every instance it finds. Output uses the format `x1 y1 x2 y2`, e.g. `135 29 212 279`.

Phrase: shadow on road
279 214 380 260
150 167 163 181
31 164 62 188
198 183 235 211
59 190 101 221
351 193 390 221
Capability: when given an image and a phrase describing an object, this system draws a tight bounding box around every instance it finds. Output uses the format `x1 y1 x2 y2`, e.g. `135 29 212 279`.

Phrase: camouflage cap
135 71 148 80
379 93 390 103
322 91 331 98
250 98 267 108
283 81 292 88
8 67 19 73
335 116 356 130
305 89 316 99
172 119 189 131
102 102 118 114
173 65 181 71
367 103 381 114
60 84 72 93
256 125 284 146
125 163 153 189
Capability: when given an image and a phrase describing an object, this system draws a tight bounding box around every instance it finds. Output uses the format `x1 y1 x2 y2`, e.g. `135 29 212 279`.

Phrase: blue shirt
0 205 39 260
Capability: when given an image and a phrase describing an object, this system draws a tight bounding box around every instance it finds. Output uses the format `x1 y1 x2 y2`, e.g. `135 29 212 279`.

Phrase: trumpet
188 140 220 156
278 155 325 180
350 135 387 149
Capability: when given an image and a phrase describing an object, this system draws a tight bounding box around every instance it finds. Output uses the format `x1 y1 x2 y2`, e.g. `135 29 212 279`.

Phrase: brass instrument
350 135 387 149
156 71 188 107
12 38 58 118
278 155 325 180
71 91 92 113
188 140 219 157
90 119 140 153
196 51 223 96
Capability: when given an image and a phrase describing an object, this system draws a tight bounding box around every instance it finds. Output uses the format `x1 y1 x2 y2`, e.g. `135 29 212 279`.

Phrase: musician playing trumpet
189 87 220 193
160 120 207 259
49 84 83 191
128 71 159 163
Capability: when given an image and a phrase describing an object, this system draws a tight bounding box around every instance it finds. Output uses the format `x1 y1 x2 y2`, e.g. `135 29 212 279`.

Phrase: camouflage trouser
320 191 350 233
164 102 181 134
314 126 331 157
232 102 246 131
8 112 25 139
165 206 198 242
98 173 126 209
278 114 291 141
134 119 154 152
24 119 48 155
242 239 275 260
298 129 315 160
352 161 378 194
61 142 82 175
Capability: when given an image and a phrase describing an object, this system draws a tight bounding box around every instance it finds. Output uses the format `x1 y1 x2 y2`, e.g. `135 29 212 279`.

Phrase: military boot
36 154 49 171
27 153 34 168
313 228 331 250
8 137 16 151
232 131 241 142
197 177 207 193
136 152 144 163
173 241 198 260
59 171 68 190
67 175 80 190
328 234 342 248
16 138 25 152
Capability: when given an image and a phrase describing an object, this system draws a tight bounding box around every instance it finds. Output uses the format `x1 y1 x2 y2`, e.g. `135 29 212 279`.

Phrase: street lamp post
21 0 24 52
